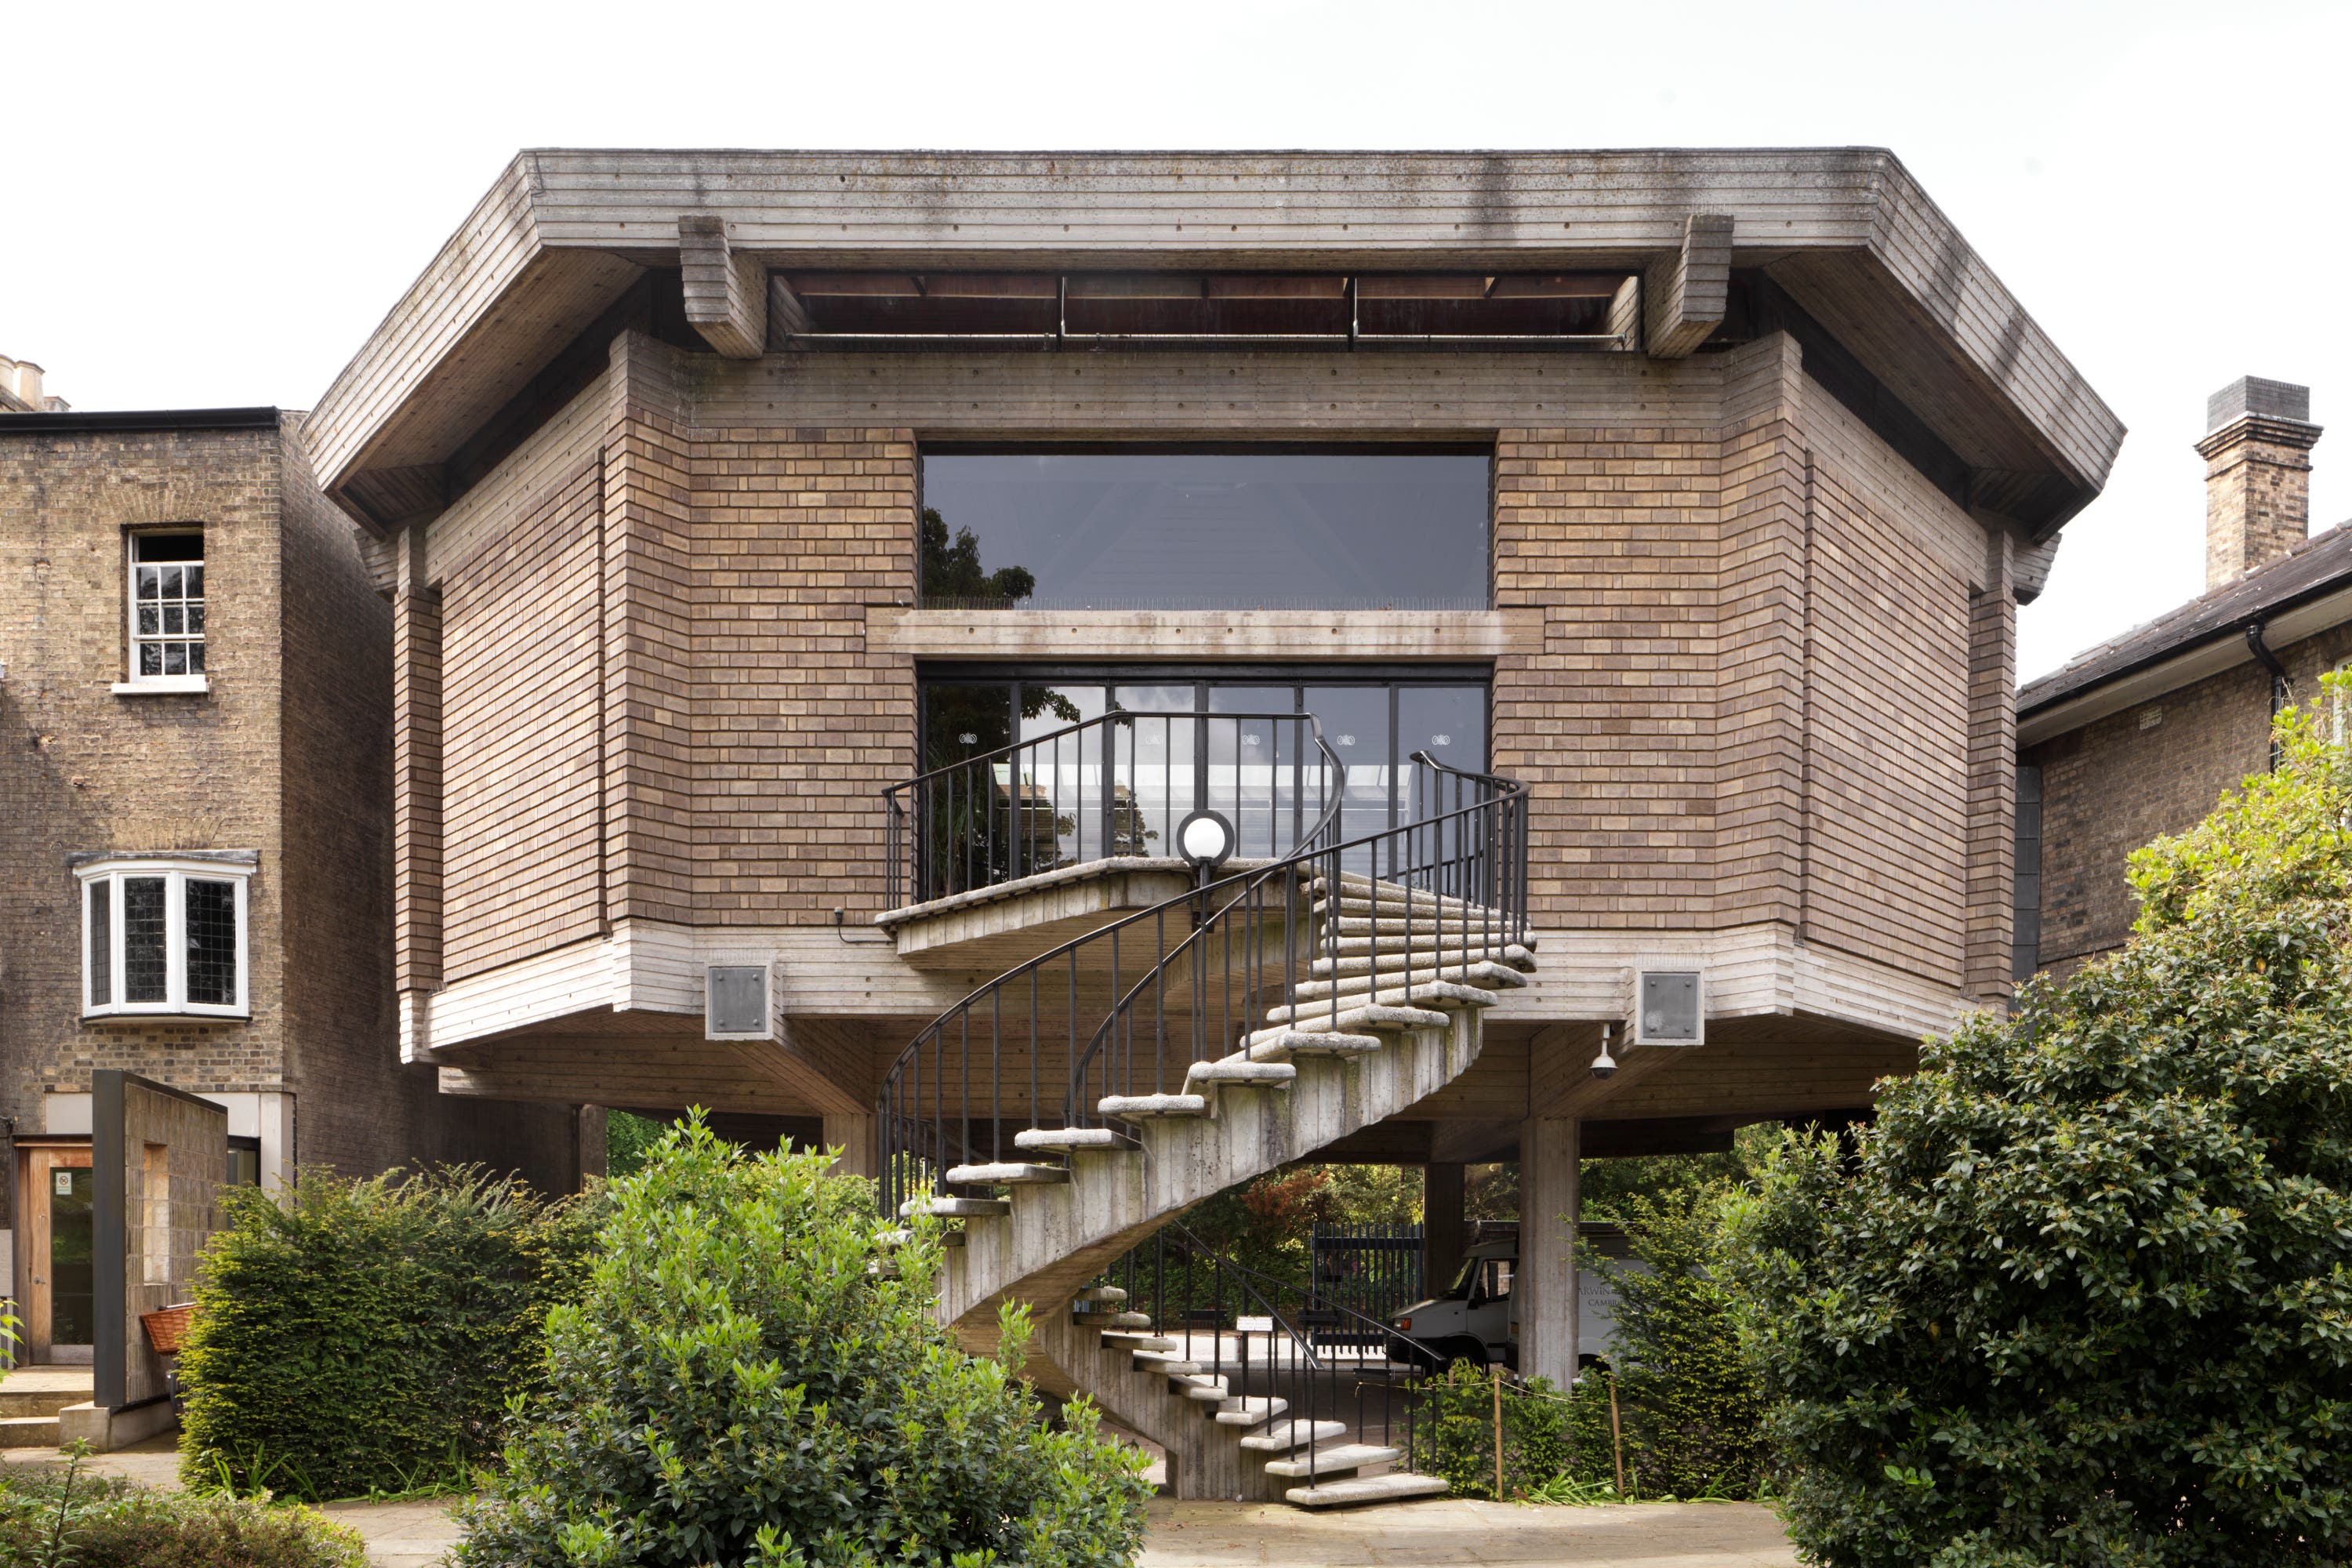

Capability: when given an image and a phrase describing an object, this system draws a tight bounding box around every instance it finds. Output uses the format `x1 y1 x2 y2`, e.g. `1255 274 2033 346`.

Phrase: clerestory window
120 532 208 693
917 448 1491 612
75 855 253 1018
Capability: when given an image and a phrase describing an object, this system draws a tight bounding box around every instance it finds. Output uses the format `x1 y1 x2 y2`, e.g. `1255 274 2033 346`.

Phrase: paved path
8 1436 1798 1567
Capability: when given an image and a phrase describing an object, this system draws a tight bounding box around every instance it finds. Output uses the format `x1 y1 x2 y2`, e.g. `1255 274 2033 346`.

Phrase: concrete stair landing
0 1367 94 1450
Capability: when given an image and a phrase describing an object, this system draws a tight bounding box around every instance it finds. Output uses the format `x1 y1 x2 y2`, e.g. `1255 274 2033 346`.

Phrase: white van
1387 1226 1632 1372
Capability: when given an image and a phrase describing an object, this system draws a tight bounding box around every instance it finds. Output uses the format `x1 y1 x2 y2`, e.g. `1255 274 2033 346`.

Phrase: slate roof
2020 522 2352 716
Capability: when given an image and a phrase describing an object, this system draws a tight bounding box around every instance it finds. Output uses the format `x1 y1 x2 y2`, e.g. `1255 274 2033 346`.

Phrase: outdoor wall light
1177 808 1236 873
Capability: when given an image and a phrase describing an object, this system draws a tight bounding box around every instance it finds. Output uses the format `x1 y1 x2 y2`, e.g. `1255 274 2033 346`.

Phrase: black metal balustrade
876 735 1530 1227
1091 1221 1439 1488
883 710 1347 912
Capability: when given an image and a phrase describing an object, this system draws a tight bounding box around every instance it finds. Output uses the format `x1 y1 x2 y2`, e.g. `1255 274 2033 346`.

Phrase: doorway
14 1142 95 1364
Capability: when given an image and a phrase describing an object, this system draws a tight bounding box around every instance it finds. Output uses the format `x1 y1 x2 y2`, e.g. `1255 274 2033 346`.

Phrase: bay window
74 854 253 1018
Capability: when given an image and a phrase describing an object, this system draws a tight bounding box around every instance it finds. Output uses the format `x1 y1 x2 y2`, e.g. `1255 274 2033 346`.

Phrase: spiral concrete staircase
893 871 1536 1506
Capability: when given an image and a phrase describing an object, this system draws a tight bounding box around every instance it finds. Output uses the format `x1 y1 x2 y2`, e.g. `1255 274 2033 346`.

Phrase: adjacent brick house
2019 377 2342 976
0 401 595 1373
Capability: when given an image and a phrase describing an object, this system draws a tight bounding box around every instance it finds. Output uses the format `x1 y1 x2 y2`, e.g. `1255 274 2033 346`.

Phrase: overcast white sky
5 0 2347 678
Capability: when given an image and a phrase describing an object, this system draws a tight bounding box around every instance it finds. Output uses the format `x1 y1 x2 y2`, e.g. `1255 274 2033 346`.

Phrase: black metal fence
1310 1223 1424 1346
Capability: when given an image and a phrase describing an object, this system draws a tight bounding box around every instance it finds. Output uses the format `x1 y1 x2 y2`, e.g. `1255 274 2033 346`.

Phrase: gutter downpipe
2245 621 2289 771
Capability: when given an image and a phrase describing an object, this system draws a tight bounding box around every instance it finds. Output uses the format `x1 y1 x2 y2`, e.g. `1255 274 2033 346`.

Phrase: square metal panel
1635 971 1703 1046
706 964 771 1041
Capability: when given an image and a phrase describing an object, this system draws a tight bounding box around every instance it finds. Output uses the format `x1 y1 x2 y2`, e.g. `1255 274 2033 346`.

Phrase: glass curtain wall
918 673 1486 878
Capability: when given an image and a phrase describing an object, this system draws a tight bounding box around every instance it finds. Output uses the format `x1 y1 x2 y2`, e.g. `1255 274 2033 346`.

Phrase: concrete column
1517 1118 1580 1385
1423 1162 1466 1297
823 1112 878 1179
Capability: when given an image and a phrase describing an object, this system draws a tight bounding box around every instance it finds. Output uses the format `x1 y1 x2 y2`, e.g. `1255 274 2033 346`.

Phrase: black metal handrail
883 710 1348 910
876 743 1529 1224
1095 1221 1440 1486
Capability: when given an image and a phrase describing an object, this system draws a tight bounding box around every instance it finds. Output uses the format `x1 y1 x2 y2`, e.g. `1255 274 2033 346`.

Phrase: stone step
0 1391 85 1421
1285 1472 1450 1509
1261 1443 1401 1479
1088 1311 1152 1329
0 1415 61 1450
1096 1094 1208 1120
1311 893 1492 922
1211 1396 1289 1426
1238 1420 1350 1454
898 1196 1011 1219
1014 1127 1126 1152
1289 973 1505 1011
943 1162 1070 1187
1311 947 1536 979
1250 1003 1450 1040
1074 1285 1128 1305
1132 1352 1207 1374
1101 1332 1180 1351
1181 1060 1297 1094
1323 914 1522 939
1178 1376 1232 1401
1318 935 1537 967
1244 1030 1385 1062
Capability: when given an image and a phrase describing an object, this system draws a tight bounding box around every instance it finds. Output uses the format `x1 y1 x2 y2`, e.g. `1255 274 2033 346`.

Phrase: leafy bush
604 1111 670 1180
0 1454 366 1568
1591 1190 1766 1500
1726 698 2352 1566
453 1115 1149 1568
179 1165 597 1501
1410 1363 1572 1500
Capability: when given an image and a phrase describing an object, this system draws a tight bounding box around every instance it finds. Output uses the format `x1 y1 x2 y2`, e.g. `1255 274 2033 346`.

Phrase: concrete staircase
0 1367 93 1451
899 871 1534 1506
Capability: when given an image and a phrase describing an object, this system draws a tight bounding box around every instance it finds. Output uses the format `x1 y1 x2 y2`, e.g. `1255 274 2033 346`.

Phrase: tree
453 1116 1149 1568
919 508 1035 604
1726 695 2352 1567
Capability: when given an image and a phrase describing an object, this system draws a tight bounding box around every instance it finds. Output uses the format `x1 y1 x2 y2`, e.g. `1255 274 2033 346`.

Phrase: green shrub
1725 698 2352 1566
1410 1363 1572 1500
604 1112 670 1180
179 1165 597 1501
1592 1190 1766 1500
454 1115 1150 1568
0 1455 367 1568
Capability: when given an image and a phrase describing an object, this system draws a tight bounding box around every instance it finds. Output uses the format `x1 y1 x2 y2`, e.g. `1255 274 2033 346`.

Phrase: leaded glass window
78 859 249 1016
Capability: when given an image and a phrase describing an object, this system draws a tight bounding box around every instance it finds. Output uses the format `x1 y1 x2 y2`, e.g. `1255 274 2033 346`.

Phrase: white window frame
113 528 209 695
76 856 252 1019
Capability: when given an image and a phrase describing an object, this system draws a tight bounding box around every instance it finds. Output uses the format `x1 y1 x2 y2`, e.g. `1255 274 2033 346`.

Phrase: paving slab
319 1496 465 1568
1139 1497 1798 1567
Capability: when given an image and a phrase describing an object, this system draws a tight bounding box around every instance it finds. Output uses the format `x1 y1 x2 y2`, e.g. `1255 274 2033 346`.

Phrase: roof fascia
306 147 2123 535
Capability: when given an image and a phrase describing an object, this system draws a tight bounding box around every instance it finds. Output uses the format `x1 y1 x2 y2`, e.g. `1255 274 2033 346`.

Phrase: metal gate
1308 1222 1423 1347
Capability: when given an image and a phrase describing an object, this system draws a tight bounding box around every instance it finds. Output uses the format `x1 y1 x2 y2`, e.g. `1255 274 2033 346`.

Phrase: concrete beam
678 215 767 358
1645 214 1733 359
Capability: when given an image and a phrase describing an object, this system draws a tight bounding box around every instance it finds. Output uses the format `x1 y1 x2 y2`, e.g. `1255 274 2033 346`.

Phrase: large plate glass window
77 856 252 1018
128 532 206 684
919 448 1490 611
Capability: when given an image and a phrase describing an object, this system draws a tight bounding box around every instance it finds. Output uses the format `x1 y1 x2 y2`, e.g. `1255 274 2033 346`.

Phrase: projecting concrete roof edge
304 147 2122 533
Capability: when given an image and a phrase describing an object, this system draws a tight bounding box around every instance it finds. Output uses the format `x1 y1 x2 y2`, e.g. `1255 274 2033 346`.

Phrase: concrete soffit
306 147 2124 537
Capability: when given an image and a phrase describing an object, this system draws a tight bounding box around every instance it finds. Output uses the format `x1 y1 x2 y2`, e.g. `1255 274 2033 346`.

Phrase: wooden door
18 1146 94 1365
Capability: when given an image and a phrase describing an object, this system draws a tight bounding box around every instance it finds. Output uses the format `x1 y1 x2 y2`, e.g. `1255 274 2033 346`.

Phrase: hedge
177 1165 597 1501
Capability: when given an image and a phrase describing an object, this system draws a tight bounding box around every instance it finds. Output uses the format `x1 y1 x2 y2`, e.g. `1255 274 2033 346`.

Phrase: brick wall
0 425 290 1185
2025 625 2352 970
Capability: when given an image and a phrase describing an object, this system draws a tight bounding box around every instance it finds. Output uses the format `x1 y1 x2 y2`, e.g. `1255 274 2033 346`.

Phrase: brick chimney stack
2198 376 2322 590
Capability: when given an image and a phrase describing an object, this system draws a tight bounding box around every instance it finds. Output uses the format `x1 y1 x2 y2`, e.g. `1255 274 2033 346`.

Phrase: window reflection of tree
919 506 1036 607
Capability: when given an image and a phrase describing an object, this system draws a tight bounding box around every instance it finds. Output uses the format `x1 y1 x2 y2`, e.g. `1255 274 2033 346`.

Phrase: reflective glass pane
1305 687 1394 866
1207 686 1301 858
1108 698 1196 862
138 605 160 635
139 644 162 676
1016 685 1108 865
124 877 167 1002
187 604 205 634
163 605 184 635
160 565 183 598
918 686 1014 897
137 565 161 600
87 880 111 1007
920 452 1490 611
187 643 205 673
184 564 203 598
187 878 238 1007
163 643 187 675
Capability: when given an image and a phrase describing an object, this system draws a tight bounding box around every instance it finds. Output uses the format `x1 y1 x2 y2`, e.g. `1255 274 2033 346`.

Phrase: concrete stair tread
1311 953 1534 982
1285 1472 1450 1508
1261 1443 1401 1479
899 1196 1011 1218
1250 1004 1450 1040
1132 1354 1207 1374
1087 1311 1152 1328
1097 1093 1208 1119
1247 1030 1385 1061
1100 1332 1180 1350
1183 1060 1297 1091
944 1162 1070 1186
1323 935 1536 963
1297 960 1529 994
1074 1286 1129 1303
1212 1396 1289 1425
1285 978 1506 1011
1238 1420 1350 1453
1015 1127 1126 1151
877 1228 964 1247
